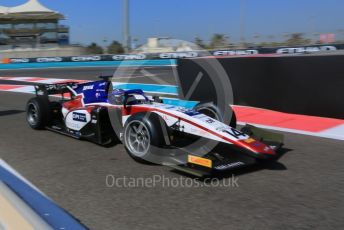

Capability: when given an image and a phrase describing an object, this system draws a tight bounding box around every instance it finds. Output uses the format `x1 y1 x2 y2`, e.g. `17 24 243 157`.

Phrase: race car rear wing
34 82 77 99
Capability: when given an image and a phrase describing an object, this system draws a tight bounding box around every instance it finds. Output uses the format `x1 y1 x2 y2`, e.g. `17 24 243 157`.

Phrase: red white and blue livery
26 77 283 176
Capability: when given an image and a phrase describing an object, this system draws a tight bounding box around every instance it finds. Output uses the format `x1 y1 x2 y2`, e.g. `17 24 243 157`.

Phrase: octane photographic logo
107 39 234 166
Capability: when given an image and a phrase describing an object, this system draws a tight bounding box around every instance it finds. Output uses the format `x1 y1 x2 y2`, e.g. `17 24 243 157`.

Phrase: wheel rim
125 120 151 157
27 103 38 125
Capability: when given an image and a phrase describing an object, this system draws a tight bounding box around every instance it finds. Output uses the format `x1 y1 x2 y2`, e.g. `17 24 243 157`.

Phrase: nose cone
239 138 276 157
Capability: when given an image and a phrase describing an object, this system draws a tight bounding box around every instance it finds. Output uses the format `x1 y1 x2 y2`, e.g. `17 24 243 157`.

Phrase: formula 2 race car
26 77 284 176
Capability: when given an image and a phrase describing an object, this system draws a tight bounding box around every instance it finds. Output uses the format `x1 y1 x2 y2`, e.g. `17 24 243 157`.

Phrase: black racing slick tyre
123 112 169 164
26 97 50 130
194 102 237 128
194 102 222 121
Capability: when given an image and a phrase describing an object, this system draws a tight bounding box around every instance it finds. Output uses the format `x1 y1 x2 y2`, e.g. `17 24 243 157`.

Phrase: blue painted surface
75 80 111 104
113 83 199 107
0 165 86 230
162 98 198 108
114 83 179 95
0 59 176 70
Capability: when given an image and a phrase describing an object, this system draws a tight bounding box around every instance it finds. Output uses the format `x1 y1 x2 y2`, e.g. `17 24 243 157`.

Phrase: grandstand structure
0 0 69 49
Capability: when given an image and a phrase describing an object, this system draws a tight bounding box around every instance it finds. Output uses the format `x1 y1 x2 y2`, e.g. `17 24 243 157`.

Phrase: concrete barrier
0 159 87 230
0 181 53 230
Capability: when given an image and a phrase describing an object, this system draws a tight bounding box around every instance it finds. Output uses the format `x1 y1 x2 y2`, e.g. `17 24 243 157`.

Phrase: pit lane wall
176 55 344 120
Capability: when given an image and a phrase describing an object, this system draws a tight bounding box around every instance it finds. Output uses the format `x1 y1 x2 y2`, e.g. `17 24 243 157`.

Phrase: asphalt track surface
0 67 344 230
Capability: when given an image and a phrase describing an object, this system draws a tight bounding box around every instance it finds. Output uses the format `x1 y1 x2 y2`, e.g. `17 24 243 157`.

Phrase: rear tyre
194 102 237 128
26 97 50 130
123 112 169 164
